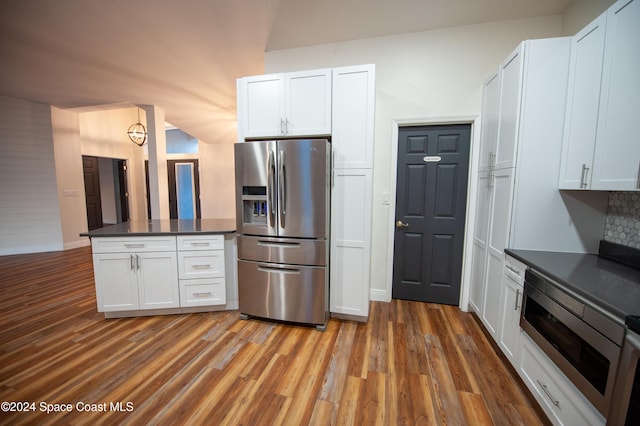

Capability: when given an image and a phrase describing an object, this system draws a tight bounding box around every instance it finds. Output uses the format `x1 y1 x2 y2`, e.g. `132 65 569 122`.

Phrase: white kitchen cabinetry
468 171 490 313
471 37 607 332
478 72 500 172
498 255 525 366
519 333 605 425
330 64 375 321
560 0 640 190
91 237 179 312
481 168 515 338
177 235 226 307
237 68 332 140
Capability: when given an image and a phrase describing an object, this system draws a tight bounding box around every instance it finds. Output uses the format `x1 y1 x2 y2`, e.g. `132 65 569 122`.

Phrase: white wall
562 0 616 36
200 141 236 219
264 16 563 301
79 108 148 223
51 106 88 250
0 96 64 255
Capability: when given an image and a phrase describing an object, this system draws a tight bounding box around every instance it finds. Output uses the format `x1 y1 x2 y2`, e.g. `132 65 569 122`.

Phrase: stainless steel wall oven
520 268 624 416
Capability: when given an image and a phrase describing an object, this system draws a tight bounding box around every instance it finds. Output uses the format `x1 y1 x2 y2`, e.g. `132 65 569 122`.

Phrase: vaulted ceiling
0 0 571 144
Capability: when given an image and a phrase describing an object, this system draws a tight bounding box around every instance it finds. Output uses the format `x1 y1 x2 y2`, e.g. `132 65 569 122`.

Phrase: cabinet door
330 169 372 319
332 65 376 168
137 252 180 309
498 272 523 365
559 14 607 189
469 171 491 314
93 253 139 311
284 69 332 136
482 168 515 337
495 45 524 170
592 0 640 190
478 71 500 172
240 73 284 139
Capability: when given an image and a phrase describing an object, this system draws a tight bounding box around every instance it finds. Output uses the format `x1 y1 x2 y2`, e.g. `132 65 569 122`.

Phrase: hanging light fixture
127 107 147 146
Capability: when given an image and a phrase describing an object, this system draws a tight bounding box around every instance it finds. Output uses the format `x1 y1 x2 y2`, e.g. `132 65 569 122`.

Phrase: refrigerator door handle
268 149 276 228
279 149 286 228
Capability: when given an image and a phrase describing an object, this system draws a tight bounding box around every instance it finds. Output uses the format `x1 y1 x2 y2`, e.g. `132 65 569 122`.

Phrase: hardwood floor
0 246 547 425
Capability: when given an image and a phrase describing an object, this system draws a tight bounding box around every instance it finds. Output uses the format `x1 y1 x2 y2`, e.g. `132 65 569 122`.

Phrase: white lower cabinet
91 234 227 314
177 235 226 307
519 333 605 425
498 255 524 365
92 249 179 312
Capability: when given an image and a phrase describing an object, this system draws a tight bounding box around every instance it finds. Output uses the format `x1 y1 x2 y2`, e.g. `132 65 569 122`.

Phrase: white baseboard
370 288 389 302
64 239 90 250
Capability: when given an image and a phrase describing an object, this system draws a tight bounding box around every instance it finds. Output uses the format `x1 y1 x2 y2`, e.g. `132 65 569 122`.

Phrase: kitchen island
81 219 238 318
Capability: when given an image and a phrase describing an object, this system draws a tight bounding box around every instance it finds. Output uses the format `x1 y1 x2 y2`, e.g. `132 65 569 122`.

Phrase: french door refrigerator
234 139 330 329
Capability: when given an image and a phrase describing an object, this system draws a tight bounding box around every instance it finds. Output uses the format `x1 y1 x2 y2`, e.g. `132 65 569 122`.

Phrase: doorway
82 156 130 230
391 124 471 305
145 159 201 220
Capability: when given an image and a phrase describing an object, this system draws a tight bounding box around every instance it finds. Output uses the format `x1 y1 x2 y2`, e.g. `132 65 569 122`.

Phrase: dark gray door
392 125 471 305
82 155 103 230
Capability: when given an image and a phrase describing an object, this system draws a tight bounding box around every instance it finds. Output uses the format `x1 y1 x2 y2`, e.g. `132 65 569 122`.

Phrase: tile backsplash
604 192 640 249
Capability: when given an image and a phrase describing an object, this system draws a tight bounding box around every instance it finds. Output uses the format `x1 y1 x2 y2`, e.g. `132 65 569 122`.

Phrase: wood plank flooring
0 246 547 425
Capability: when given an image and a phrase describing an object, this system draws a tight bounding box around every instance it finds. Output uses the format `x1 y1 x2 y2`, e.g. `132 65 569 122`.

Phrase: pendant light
127 107 147 146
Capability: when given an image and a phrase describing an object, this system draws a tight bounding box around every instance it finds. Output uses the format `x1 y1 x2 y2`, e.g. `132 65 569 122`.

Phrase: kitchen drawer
177 235 224 251
91 236 177 253
519 334 604 425
180 278 226 307
178 250 225 279
504 254 526 284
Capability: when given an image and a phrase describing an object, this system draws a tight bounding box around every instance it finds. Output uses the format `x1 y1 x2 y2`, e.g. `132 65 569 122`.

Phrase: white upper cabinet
332 65 376 168
592 0 640 190
478 71 500 172
237 68 332 140
495 45 524 170
560 0 640 190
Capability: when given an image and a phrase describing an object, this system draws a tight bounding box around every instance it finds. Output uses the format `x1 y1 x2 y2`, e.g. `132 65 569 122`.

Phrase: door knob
396 220 409 228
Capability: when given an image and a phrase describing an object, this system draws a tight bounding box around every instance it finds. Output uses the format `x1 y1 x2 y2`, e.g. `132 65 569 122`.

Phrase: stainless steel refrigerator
234 139 330 329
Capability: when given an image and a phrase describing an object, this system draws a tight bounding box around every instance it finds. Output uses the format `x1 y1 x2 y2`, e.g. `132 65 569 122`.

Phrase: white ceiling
0 0 571 144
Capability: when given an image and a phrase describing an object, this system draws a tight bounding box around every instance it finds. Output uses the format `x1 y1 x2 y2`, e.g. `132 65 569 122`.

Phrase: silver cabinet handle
506 265 521 276
136 255 141 270
536 380 559 407
191 264 212 269
515 289 521 311
280 118 286 135
125 243 145 248
580 163 590 189
190 242 210 247
130 254 135 270
193 292 212 297
489 152 496 169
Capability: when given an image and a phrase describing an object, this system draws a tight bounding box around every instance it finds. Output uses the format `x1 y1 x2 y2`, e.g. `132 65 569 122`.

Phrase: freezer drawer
238 260 327 325
237 235 326 266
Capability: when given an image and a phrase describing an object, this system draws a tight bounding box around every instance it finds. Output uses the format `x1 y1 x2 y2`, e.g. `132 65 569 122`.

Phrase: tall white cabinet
469 38 607 338
559 0 640 190
236 65 376 321
330 65 375 320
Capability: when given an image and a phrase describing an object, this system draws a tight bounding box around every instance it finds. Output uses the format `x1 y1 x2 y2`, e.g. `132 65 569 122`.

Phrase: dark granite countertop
80 219 236 237
506 248 640 321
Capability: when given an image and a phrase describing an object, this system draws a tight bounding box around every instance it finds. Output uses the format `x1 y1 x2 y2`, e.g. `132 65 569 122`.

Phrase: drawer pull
192 264 212 269
536 380 560 407
190 242 211 247
192 292 213 297
505 265 521 276
125 243 145 248
515 289 521 311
